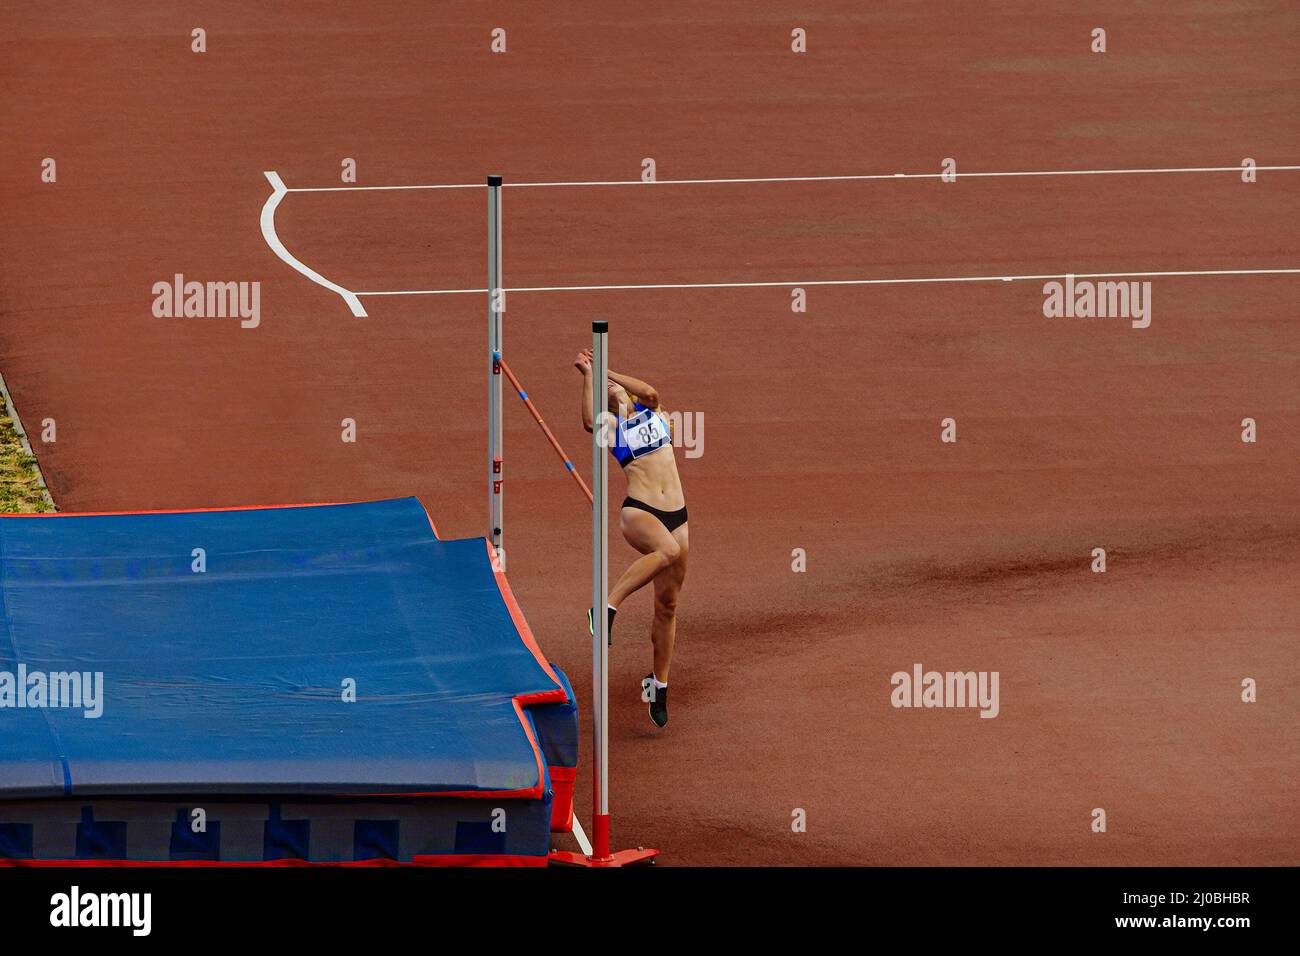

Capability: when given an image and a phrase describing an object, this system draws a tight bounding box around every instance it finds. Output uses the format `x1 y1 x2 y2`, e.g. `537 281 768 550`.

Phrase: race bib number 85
622 410 670 458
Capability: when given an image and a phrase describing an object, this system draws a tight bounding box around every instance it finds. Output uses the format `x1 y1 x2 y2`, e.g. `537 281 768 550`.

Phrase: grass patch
0 391 52 513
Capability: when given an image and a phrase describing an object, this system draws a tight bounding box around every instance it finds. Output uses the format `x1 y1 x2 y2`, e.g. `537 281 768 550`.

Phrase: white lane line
261 171 368 317
352 267 1300 298
355 288 489 296
284 164 1300 192
509 165 1300 188
287 183 486 193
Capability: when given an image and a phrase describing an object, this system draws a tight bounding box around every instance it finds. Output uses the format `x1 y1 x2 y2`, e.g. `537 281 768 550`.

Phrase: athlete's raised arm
579 347 660 408
574 350 595 432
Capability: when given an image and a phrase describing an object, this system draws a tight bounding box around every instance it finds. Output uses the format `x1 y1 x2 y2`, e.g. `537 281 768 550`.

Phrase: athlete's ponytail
658 406 675 440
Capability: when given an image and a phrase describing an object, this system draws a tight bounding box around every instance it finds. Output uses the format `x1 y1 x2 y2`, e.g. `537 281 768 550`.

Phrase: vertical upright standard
487 174 504 569
590 320 611 855
551 320 659 867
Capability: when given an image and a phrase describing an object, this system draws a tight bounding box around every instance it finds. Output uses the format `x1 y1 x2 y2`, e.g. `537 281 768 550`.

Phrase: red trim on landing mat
0 854 548 868
549 764 577 833
0 500 350 518
480 537 569 800
414 497 442 539
486 537 564 694
2 497 445 542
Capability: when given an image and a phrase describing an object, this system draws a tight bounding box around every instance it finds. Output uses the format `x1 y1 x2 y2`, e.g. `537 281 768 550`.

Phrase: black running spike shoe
587 606 617 646
641 673 668 728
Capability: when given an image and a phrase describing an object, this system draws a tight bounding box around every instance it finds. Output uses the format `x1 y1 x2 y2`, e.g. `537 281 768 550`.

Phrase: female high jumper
575 347 687 728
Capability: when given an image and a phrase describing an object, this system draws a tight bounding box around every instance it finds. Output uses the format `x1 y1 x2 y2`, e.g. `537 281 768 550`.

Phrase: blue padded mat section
529 666 579 770
0 498 569 800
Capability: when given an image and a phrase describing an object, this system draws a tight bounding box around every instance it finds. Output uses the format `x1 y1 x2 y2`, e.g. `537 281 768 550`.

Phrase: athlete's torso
612 403 685 510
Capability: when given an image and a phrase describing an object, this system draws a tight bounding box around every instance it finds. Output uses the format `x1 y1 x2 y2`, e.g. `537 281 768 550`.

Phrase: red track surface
2 2 1296 865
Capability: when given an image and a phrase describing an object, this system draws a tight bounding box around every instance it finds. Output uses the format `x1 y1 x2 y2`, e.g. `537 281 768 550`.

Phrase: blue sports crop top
611 402 673 467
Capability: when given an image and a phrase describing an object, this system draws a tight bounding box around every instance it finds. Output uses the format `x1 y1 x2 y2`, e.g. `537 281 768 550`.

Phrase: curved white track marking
261 171 368 317
284 164 1300 192
353 267 1300 297
271 162 1300 310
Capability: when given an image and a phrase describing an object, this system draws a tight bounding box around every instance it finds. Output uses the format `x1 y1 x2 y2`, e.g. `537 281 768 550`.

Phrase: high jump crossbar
494 354 593 504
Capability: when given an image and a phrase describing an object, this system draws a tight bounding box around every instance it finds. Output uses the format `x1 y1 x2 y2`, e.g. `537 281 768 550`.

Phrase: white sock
653 676 668 689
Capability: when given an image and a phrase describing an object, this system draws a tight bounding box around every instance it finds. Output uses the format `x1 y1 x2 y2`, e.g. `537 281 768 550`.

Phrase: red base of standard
548 847 659 868
548 812 658 866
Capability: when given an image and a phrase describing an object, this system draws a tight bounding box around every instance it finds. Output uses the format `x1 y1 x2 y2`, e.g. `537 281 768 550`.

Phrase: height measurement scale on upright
487 174 504 569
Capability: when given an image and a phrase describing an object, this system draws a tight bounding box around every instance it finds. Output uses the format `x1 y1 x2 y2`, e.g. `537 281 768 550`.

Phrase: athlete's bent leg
609 508 681 608
650 526 688 682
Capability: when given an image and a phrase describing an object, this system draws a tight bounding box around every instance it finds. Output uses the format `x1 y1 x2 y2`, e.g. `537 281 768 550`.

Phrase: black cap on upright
593 320 608 333
487 174 503 187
